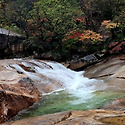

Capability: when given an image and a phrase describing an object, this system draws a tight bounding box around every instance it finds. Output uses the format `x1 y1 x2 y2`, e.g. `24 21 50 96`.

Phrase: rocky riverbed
1 55 125 124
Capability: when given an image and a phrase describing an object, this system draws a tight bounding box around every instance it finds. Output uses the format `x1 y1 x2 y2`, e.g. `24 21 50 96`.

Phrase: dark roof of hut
0 28 21 37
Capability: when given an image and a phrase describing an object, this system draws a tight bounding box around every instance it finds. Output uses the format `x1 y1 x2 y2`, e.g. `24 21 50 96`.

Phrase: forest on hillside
0 0 125 61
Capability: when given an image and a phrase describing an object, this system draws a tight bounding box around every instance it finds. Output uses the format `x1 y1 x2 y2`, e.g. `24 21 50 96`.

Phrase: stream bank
2 109 125 125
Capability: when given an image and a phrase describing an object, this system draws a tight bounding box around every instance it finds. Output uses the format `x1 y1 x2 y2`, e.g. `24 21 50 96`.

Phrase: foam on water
11 64 41 81
33 61 106 104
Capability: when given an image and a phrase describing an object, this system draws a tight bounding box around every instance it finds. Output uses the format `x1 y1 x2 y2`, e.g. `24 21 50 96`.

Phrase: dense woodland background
0 0 125 61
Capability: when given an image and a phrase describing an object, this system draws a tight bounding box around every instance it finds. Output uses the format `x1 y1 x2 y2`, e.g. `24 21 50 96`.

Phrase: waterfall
5 59 106 104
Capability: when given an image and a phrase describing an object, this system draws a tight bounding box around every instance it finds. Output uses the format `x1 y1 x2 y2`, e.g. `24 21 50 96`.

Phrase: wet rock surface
84 55 125 90
103 97 125 111
2 109 125 125
0 59 62 94
0 78 40 123
0 60 40 123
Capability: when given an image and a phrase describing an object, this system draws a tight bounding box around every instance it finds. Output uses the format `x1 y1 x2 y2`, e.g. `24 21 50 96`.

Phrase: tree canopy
0 0 125 60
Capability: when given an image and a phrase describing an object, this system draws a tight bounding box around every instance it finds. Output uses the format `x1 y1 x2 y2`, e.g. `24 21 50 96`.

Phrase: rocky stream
1 55 125 124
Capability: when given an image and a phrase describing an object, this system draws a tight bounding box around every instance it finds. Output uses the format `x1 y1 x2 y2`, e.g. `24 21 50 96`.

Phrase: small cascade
4 59 125 120
5 59 106 104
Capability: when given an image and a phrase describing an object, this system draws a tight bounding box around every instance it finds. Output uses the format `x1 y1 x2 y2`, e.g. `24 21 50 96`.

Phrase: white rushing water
6 59 107 105
34 61 106 104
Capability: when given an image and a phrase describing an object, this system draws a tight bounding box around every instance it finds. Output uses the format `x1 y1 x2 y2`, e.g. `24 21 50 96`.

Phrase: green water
14 90 125 120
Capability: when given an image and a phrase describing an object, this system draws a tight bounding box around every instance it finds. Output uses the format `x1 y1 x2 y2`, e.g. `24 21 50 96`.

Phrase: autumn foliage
0 0 125 60
64 30 103 45
109 41 125 54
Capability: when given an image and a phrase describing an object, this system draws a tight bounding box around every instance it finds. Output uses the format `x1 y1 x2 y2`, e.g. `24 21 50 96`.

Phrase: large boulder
67 54 99 70
84 54 125 89
0 63 40 123
3 109 125 125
